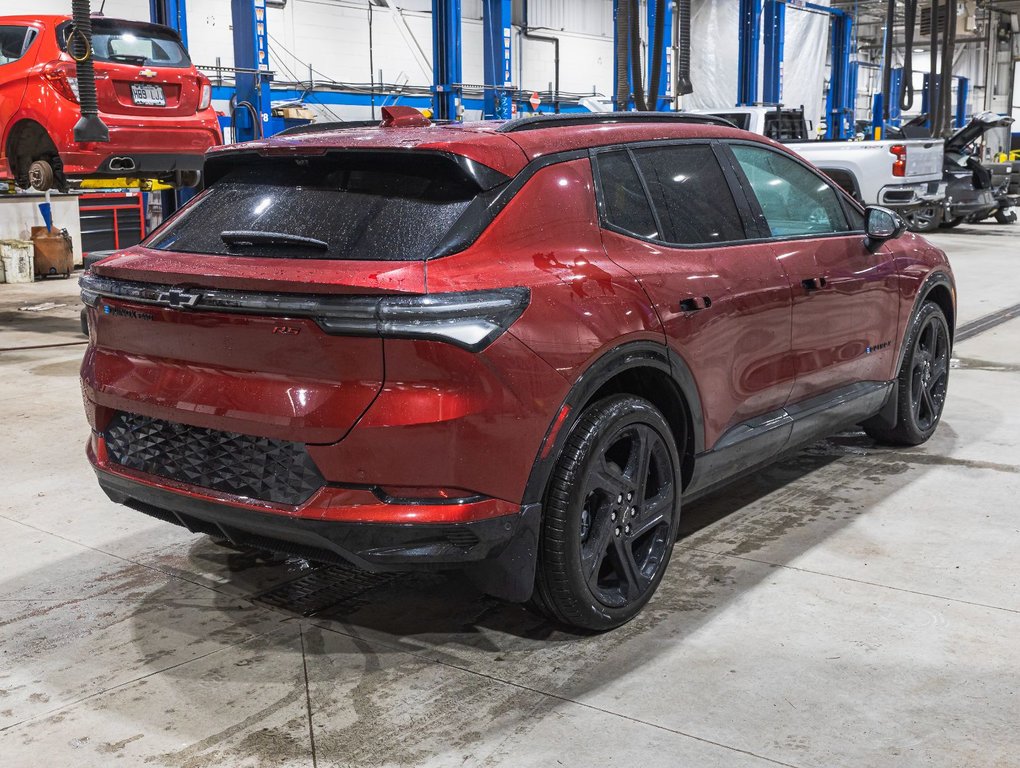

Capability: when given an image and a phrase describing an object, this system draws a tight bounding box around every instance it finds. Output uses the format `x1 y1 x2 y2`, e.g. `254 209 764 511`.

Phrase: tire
994 208 1017 225
904 205 942 233
939 216 964 229
864 301 951 446
533 395 682 631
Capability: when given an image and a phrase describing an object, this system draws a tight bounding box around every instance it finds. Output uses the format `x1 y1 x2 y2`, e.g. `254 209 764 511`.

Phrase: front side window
631 145 746 245
731 144 849 238
0 26 34 66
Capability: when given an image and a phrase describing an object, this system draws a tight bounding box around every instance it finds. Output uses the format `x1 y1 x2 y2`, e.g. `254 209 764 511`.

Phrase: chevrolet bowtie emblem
157 287 201 309
139 68 158 78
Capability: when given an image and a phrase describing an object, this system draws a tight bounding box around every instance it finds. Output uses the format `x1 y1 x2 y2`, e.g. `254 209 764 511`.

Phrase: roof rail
496 112 739 133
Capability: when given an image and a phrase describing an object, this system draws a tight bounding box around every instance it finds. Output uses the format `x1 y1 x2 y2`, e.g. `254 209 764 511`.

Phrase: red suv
0 15 220 191
80 111 955 630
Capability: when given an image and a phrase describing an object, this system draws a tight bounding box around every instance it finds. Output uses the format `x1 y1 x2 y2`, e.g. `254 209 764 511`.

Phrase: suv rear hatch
56 18 202 117
84 149 506 445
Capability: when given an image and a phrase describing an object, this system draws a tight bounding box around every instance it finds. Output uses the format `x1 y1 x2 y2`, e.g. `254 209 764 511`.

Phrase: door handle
679 296 712 312
801 277 828 291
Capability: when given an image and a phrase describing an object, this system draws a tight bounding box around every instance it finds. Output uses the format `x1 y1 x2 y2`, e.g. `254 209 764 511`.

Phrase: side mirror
865 206 907 244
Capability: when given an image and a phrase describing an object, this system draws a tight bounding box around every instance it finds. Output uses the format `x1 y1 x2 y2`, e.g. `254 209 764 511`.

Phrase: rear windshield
57 19 190 68
147 153 482 261
710 113 751 131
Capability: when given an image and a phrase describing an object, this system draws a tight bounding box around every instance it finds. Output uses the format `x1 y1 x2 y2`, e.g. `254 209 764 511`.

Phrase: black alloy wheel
533 395 681 630
908 310 950 433
865 301 951 446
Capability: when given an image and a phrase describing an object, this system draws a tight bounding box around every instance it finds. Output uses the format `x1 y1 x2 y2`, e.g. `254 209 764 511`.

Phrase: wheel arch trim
521 340 705 507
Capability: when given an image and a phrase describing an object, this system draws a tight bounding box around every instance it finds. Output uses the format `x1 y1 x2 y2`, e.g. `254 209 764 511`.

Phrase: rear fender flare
521 340 704 508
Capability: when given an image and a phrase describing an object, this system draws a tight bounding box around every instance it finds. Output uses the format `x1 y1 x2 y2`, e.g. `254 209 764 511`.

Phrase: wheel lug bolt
625 524 631 534
616 494 623 503
627 492 633 501
611 512 617 521
614 527 621 536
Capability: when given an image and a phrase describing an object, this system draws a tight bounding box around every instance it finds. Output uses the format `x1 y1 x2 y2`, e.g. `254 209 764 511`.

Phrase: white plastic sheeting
685 0 830 137
686 0 740 111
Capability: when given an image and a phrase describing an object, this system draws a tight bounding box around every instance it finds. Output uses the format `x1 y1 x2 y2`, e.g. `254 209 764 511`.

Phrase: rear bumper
89 439 541 600
58 119 220 177
878 180 947 210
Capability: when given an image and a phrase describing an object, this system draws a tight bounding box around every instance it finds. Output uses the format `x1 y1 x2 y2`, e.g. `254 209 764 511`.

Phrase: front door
726 143 901 405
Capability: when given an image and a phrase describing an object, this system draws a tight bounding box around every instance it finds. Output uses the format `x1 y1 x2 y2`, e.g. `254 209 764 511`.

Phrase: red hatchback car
80 111 955 630
0 15 220 191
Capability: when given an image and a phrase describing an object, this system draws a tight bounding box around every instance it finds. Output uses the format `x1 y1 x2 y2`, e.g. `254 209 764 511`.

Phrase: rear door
56 18 200 118
726 142 900 405
592 141 795 454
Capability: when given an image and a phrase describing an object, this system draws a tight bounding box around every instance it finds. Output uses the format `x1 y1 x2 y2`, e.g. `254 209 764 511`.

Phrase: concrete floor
1 222 1018 768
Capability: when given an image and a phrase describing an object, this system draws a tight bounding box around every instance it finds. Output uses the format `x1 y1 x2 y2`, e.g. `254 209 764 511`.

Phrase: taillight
43 61 80 103
890 144 907 177
198 78 212 110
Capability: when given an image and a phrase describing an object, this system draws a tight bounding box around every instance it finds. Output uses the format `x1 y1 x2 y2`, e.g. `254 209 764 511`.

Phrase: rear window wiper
108 53 150 65
220 230 329 250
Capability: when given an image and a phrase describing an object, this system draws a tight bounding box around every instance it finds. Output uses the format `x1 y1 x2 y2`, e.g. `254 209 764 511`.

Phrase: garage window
0 26 36 66
148 153 484 261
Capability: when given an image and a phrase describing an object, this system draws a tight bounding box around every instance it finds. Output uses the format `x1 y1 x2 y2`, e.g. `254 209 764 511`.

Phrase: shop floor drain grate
253 563 407 616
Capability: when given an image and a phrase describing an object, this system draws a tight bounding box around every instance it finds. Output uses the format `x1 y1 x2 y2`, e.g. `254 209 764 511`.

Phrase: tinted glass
57 19 190 68
710 113 751 130
632 145 746 245
732 145 849 237
148 154 479 261
596 150 659 239
842 199 866 231
0 26 33 66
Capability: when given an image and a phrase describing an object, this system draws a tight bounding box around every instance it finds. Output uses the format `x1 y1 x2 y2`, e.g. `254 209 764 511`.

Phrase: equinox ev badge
157 287 201 309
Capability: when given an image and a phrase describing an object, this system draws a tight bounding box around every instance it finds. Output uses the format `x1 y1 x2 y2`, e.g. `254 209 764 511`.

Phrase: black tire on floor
994 208 1017 225
865 301 951 446
533 395 682 631
904 205 942 233
939 216 965 229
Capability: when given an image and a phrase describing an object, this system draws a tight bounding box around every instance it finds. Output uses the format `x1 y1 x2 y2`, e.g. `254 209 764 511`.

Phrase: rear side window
731 144 850 238
57 19 190 68
148 153 482 261
596 150 659 240
0 26 35 66
631 145 746 245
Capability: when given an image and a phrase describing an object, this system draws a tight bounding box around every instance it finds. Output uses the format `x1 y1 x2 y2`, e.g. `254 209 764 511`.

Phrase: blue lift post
482 0 512 119
825 10 855 139
737 0 762 106
761 0 784 105
231 0 276 141
148 0 189 212
149 0 187 48
955 76 969 128
647 0 673 110
433 0 463 121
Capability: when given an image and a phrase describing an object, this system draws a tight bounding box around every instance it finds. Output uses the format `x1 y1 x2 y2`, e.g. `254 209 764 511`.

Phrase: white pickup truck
692 106 947 231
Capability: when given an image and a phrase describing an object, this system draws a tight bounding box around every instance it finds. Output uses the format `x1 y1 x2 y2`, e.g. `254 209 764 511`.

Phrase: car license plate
131 83 166 107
